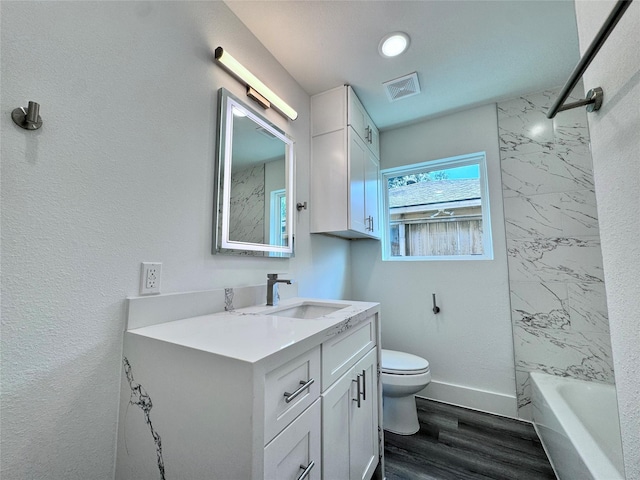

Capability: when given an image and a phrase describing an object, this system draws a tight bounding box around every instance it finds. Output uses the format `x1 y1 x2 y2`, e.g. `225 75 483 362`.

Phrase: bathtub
530 372 624 480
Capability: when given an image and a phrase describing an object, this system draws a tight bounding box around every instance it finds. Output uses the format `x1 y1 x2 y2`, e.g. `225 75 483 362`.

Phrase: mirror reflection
214 89 295 257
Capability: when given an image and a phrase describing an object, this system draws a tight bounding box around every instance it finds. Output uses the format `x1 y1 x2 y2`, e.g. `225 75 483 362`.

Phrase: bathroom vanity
116 288 382 480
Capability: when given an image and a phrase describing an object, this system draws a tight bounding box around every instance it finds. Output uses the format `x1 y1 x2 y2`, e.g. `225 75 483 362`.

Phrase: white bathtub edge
530 372 624 480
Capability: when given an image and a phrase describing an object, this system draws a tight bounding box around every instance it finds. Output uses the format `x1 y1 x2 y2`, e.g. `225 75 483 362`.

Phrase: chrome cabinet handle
352 375 362 408
284 378 315 404
297 461 315 480
365 216 374 232
361 369 366 401
365 125 372 143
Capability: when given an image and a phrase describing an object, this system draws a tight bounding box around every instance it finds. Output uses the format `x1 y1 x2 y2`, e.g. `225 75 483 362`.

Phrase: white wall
351 104 517 416
574 1 640 478
0 2 350 478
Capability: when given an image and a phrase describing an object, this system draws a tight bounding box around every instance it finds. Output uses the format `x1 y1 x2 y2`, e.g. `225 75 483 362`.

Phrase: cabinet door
264 399 321 480
364 152 380 239
348 128 368 235
322 348 379 480
350 348 379 480
347 88 369 143
321 365 357 479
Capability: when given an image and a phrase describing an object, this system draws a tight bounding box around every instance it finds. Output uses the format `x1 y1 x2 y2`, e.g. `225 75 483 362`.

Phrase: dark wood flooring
384 397 557 480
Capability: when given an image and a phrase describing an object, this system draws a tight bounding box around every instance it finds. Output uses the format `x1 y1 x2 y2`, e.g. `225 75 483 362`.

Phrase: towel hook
12 101 43 131
432 293 440 314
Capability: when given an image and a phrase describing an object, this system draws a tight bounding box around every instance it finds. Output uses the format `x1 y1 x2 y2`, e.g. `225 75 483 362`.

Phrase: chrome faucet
267 273 292 306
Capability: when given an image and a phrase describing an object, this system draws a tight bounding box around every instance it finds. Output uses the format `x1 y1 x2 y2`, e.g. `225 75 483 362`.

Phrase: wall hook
296 202 307 211
12 101 43 130
432 293 440 314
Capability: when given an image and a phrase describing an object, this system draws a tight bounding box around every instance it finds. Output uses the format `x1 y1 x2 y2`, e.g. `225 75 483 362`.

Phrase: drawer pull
297 460 315 480
361 369 366 401
284 378 315 404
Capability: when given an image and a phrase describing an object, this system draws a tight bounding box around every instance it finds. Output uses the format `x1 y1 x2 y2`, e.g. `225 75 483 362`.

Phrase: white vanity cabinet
311 86 381 239
116 297 382 480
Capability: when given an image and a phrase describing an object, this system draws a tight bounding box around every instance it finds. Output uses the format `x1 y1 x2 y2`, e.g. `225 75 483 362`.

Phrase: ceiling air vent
383 72 421 102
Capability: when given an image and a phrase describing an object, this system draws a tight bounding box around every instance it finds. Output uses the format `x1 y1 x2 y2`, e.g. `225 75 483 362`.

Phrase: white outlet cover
140 262 162 295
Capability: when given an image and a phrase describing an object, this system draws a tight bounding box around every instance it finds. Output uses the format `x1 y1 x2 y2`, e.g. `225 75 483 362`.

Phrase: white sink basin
261 301 348 319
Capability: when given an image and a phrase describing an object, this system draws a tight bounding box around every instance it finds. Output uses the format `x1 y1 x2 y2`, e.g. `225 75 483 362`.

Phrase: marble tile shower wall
228 163 265 245
497 88 614 419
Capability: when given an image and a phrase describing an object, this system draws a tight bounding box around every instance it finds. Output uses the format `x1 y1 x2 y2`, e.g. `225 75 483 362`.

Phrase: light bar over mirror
215 47 298 121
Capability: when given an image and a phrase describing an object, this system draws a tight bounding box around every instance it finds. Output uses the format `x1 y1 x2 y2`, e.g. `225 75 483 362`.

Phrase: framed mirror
213 88 295 257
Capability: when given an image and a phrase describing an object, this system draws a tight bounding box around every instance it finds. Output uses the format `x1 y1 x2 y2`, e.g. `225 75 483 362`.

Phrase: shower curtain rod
546 0 633 119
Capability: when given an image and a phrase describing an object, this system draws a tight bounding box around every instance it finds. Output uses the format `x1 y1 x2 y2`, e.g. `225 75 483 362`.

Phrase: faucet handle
267 273 279 280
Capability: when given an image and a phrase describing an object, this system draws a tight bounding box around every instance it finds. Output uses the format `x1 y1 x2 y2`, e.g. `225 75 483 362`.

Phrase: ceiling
225 0 581 130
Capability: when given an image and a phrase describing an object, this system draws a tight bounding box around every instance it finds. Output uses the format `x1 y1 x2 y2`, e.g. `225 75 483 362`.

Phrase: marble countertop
127 297 379 364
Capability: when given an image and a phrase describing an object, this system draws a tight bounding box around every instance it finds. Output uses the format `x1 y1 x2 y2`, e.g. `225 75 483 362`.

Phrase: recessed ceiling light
379 32 410 58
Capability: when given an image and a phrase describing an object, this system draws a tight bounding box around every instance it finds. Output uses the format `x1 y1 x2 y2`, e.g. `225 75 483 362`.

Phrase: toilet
381 349 431 435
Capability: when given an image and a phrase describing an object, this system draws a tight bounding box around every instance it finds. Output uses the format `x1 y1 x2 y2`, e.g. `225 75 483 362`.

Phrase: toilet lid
381 349 430 375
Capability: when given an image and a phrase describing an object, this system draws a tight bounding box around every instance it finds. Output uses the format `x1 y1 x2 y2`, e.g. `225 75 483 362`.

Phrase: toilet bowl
381 349 431 435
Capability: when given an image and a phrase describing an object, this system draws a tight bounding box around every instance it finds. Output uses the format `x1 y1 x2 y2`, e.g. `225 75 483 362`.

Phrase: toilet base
383 394 420 435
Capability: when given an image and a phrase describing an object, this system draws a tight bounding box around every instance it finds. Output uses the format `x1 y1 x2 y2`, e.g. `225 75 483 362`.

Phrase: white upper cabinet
311 86 381 240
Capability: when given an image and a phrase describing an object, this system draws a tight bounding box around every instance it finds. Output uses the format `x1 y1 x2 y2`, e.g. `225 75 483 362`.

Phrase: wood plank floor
384 397 556 480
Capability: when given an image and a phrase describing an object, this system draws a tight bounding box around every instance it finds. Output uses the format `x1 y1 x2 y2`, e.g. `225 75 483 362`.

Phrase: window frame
381 152 493 261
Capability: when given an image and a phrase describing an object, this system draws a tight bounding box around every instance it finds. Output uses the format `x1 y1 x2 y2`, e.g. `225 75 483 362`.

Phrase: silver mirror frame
213 88 295 257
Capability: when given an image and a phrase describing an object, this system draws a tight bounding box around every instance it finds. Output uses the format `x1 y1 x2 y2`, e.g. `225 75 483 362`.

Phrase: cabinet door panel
265 399 321 480
321 365 356 479
347 88 368 143
364 152 380 239
350 348 379 480
348 128 367 234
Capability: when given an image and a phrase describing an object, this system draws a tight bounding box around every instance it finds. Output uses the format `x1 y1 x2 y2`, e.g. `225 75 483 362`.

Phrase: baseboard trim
416 380 518 419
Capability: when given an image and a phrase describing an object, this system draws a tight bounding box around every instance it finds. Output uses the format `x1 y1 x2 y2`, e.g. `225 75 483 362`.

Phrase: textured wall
351 104 517 417
497 88 613 419
574 1 640 478
0 2 350 478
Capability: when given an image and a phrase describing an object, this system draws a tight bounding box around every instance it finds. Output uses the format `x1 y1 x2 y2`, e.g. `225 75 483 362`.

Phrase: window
268 189 288 257
381 152 493 261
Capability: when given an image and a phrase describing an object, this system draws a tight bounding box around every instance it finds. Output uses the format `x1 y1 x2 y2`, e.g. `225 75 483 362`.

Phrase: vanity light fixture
379 32 410 58
215 47 298 121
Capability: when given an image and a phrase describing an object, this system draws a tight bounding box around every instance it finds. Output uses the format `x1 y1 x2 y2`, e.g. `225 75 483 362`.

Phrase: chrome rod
284 378 315 404
547 0 632 119
297 461 315 480
557 88 603 113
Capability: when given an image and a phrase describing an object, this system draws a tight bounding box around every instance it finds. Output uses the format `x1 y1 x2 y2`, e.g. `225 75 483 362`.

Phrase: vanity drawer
264 398 321 480
265 345 321 444
322 316 375 390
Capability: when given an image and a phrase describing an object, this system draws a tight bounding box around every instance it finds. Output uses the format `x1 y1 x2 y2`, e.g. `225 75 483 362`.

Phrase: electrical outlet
140 262 162 295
